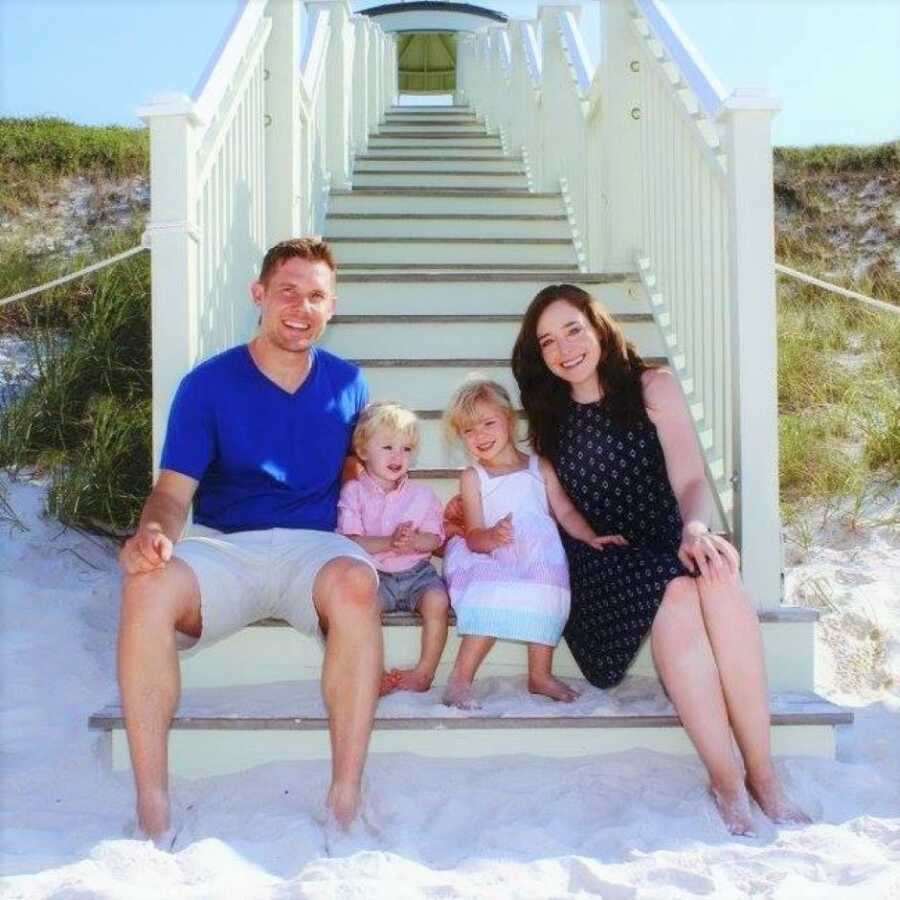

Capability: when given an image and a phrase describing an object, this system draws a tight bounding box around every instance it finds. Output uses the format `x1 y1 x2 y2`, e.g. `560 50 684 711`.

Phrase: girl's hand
678 523 740 579
587 533 628 550
391 521 416 553
489 513 514 548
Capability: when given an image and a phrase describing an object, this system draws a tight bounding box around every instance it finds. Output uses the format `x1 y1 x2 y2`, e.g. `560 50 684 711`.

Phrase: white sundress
443 455 571 646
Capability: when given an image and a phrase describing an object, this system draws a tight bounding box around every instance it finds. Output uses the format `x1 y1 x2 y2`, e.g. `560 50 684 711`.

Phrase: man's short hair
258 238 337 285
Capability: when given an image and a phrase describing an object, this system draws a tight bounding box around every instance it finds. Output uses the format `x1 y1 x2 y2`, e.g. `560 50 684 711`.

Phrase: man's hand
119 526 174 575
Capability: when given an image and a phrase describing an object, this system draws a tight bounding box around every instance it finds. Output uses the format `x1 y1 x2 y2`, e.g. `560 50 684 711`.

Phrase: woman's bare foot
710 782 755 836
385 667 434 694
747 770 812 825
136 788 170 842
528 673 579 702
442 679 481 710
327 782 361 830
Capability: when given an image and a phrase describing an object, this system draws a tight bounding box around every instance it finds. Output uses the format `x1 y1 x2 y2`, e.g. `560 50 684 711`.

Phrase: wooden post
384 33 397 109
720 89 784 607
264 0 300 243
137 94 201 477
353 16 370 155
597 0 642 271
308 0 354 190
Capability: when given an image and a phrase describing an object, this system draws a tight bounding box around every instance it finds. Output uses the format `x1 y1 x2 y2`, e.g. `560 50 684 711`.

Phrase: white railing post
137 95 201 475
352 16 370 154
264 0 300 242
455 35 473 107
537 5 579 191
598 0 642 270
308 0 354 189
720 89 783 607
368 22 383 130
383 33 397 108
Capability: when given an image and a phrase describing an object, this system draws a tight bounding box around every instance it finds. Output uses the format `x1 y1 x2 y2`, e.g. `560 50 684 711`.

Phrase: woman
511 284 808 835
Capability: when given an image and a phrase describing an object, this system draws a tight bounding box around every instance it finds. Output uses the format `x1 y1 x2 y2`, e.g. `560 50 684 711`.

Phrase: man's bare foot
528 674 579 702
327 782 361 830
710 782 755 836
386 667 433 693
136 789 170 842
747 770 812 825
442 679 481 710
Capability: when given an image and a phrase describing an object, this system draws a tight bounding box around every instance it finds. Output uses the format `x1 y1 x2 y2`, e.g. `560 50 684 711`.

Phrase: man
117 238 382 842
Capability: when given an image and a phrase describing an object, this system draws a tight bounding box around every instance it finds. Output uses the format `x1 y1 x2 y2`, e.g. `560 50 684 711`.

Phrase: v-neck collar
243 344 316 397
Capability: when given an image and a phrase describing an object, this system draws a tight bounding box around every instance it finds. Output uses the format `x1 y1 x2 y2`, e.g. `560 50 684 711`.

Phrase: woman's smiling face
535 299 602 397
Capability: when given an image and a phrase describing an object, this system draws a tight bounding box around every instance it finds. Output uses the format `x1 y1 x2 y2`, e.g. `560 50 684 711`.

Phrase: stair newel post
537 5 576 192
454 34 470 106
264 0 301 243
383 33 398 108
308 0 354 190
368 22 384 129
719 89 783 608
138 95 201 477
352 15 370 155
596 0 642 271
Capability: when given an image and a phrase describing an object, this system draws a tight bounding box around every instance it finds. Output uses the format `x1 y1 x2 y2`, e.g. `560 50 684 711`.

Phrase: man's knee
120 560 200 633
314 557 379 622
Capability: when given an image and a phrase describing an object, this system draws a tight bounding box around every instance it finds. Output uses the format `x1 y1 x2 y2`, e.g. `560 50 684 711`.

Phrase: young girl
441 378 627 709
338 402 451 695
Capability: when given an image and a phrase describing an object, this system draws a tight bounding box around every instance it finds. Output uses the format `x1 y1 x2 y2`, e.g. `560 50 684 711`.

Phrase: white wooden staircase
90 105 850 775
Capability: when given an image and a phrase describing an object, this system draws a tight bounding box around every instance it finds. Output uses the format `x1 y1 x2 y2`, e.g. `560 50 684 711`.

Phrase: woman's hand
488 513 514 549
587 533 628 550
678 522 740 579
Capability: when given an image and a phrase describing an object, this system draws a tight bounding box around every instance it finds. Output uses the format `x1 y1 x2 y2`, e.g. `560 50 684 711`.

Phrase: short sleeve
159 372 215 479
336 480 364 535
418 488 445 541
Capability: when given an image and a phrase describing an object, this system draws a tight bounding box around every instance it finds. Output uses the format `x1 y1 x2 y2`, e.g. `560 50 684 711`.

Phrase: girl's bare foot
386 667 433 693
442 679 481 710
747 770 812 825
710 782 755 836
528 673 579 702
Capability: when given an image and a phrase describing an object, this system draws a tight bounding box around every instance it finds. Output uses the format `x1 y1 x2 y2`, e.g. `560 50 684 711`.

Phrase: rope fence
0 244 147 308
775 263 899 316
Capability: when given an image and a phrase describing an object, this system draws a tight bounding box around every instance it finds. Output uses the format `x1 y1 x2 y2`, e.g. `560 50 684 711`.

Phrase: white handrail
302 8 331 95
776 264 899 315
559 10 593 97
632 0 726 119
521 21 541 85
192 0 269 127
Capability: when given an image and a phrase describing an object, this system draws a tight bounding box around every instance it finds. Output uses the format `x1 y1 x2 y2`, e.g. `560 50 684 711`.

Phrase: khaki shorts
173 525 377 653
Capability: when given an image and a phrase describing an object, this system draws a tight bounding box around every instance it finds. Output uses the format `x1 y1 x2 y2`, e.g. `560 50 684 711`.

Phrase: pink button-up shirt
337 471 445 573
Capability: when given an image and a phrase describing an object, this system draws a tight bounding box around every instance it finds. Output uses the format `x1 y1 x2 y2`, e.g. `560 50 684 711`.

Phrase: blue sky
1 0 897 146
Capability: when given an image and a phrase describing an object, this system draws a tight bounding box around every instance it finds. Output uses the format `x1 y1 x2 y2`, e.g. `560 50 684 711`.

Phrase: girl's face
535 299 602 397
459 400 512 464
361 425 415 489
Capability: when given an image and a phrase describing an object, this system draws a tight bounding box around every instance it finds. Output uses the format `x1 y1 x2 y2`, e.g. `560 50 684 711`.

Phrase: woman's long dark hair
511 284 655 461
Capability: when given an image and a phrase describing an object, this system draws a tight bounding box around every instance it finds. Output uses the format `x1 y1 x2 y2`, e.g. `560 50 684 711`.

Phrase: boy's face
361 425 416 490
250 257 335 356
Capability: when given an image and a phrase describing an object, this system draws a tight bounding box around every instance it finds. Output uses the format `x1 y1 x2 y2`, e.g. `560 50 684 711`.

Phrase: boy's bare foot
528 673 579 702
327 782 361 830
379 670 401 696
710 782 755 837
442 679 482 710
747 770 812 825
386 667 433 693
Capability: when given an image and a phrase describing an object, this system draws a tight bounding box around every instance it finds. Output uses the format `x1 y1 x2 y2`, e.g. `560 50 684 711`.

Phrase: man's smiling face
251 257 336 355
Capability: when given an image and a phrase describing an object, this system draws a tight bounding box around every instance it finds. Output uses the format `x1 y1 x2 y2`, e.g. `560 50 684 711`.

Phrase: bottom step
90 679 851 777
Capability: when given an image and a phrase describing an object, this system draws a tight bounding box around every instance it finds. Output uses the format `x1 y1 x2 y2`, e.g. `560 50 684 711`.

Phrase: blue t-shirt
160 345 368 533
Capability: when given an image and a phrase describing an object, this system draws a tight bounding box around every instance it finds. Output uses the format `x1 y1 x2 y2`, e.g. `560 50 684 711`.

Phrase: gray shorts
174 525 377 652
377 560 446 613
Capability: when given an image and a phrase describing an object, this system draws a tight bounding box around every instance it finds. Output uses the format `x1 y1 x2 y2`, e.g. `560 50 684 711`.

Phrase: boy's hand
390 521 416 552
587 533 628 550
489 514 514 548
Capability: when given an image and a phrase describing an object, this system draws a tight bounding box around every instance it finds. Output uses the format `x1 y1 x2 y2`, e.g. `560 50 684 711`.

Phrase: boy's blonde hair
443 377 519 447
353 401 420 459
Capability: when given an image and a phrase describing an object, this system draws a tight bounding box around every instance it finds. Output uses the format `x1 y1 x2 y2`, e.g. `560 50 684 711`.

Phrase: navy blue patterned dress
555 397 691 687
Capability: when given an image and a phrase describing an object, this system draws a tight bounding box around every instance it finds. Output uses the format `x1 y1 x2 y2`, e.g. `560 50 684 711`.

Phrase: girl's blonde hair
443 377 519 448
352 401 420 459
